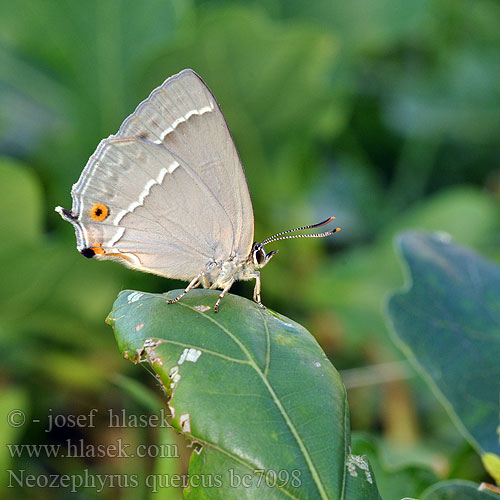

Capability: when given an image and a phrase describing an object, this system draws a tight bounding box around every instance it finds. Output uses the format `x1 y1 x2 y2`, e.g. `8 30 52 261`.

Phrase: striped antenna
261 216 340 245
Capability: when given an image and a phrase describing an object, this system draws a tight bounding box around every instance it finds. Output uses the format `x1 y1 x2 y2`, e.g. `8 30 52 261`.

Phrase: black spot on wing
80 248 96 258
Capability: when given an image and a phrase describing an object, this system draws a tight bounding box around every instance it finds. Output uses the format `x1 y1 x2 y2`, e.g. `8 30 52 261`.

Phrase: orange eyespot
90 203 109 221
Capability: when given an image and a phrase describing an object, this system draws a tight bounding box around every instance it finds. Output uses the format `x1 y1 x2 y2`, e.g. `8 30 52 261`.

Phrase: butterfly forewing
116 69 254 256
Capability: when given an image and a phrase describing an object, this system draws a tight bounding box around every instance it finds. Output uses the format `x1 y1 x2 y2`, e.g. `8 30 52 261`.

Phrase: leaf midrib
179 301 330 500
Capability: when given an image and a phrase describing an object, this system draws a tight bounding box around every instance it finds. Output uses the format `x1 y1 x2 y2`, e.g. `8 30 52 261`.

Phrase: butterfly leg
165 274 202 304
251 272 266 309
214 278 235 313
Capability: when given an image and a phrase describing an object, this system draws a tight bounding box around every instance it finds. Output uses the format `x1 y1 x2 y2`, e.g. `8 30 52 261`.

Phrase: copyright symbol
7 409 26 427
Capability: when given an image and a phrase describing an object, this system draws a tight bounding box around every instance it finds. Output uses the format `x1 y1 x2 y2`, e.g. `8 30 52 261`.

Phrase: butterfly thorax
203 254 257 290
202 242 279 290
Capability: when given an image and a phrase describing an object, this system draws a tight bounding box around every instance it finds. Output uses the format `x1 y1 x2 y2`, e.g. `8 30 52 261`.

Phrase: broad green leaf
108 289 379 499
421 480 500 500
187 448 382 500
351 433 438 500
386 232 500 462
343 453 382 500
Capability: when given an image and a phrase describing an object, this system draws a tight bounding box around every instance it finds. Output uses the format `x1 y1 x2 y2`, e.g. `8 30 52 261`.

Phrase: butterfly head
251 217 341 270
251 242 278 269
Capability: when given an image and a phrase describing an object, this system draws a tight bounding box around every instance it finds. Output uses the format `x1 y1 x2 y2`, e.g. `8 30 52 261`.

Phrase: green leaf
421 480 500 500
343 453 382 500
386 232 500 460
483 453 500 486
108 289 380 499
351 433 438 500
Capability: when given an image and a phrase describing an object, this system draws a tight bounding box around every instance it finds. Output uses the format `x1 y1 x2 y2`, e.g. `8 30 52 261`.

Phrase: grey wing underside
62 69 254 280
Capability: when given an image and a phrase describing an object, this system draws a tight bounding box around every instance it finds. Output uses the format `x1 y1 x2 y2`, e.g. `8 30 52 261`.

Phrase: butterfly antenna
261 216 341 245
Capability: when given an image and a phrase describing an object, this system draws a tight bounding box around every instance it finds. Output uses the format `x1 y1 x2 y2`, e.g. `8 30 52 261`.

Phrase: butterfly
56 69 340 312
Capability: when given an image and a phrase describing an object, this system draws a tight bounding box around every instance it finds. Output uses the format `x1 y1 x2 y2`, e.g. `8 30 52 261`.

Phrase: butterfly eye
90 203 109 221
253 246 266 265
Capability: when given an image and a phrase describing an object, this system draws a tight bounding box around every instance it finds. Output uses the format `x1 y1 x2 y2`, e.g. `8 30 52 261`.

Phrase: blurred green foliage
1 0 499 498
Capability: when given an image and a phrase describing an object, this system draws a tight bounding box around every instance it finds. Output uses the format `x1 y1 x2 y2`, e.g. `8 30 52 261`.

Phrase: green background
1 0 499 498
